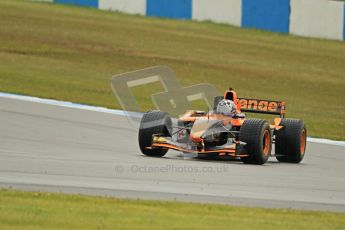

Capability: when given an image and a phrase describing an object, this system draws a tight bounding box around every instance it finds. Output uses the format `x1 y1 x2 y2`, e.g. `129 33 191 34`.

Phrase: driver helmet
216 99 237 116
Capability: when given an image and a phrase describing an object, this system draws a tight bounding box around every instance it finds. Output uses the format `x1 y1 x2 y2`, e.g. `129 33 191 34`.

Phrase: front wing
147 136 248 157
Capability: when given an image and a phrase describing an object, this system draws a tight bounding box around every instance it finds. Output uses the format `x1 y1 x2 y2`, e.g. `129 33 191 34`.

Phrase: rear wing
237 98 286 118
215 90 286 118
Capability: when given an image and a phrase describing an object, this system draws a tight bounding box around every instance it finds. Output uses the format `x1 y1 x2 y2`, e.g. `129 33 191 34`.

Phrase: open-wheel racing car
138 88 307 165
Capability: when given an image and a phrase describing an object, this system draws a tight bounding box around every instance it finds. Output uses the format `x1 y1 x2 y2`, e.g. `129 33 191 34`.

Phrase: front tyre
275 119 307 163
138 111 172 157
240 119 272 165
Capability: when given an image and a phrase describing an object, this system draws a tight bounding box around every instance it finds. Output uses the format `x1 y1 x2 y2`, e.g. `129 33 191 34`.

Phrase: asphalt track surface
1 97 345 212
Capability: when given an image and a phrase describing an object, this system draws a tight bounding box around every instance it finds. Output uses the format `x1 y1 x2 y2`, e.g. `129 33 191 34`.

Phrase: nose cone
190 118 218 143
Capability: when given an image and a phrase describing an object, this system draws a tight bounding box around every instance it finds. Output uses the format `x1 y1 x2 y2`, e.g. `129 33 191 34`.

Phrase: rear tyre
275 119 306 163
240 119 272 165
138 111 172 157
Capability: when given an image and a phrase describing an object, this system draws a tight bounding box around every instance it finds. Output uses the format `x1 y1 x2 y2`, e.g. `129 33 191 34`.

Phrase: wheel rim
262 130 270 156
300 129 306 154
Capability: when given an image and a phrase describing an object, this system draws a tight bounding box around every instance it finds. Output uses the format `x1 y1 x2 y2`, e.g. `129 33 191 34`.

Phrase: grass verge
1 189 345 230
0 0 344 140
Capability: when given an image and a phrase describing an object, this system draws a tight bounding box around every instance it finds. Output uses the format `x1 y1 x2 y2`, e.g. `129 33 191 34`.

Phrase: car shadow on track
137 149 311 166
136 151 280 166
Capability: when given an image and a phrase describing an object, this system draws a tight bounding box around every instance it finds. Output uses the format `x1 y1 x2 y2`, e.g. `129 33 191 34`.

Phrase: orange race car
138 88 307 165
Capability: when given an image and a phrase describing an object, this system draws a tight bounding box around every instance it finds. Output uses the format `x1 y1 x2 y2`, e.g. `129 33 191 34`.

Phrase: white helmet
217 99 236 116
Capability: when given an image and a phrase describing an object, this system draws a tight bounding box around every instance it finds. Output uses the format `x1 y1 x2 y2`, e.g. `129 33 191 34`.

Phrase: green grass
1 189 344 230
0 0 344 140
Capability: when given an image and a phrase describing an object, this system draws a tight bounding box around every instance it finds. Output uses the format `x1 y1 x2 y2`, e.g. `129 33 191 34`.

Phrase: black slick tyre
138 111 172 157
275 119 307 163
240 119 272 165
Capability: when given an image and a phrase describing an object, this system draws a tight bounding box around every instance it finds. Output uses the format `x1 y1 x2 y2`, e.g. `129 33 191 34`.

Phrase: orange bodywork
179 89 285 134
148 89 287 156
180 111 243 126
180 113 238 143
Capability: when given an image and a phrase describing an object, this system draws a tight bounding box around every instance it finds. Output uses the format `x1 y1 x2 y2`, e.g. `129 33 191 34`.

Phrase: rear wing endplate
237 98 286 118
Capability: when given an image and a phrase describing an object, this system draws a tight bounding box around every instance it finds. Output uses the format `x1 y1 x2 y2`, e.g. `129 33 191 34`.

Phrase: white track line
1 92 344 147
0 92 141 118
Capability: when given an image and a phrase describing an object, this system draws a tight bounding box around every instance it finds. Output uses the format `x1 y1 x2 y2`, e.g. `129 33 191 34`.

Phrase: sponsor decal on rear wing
238 98 286 117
